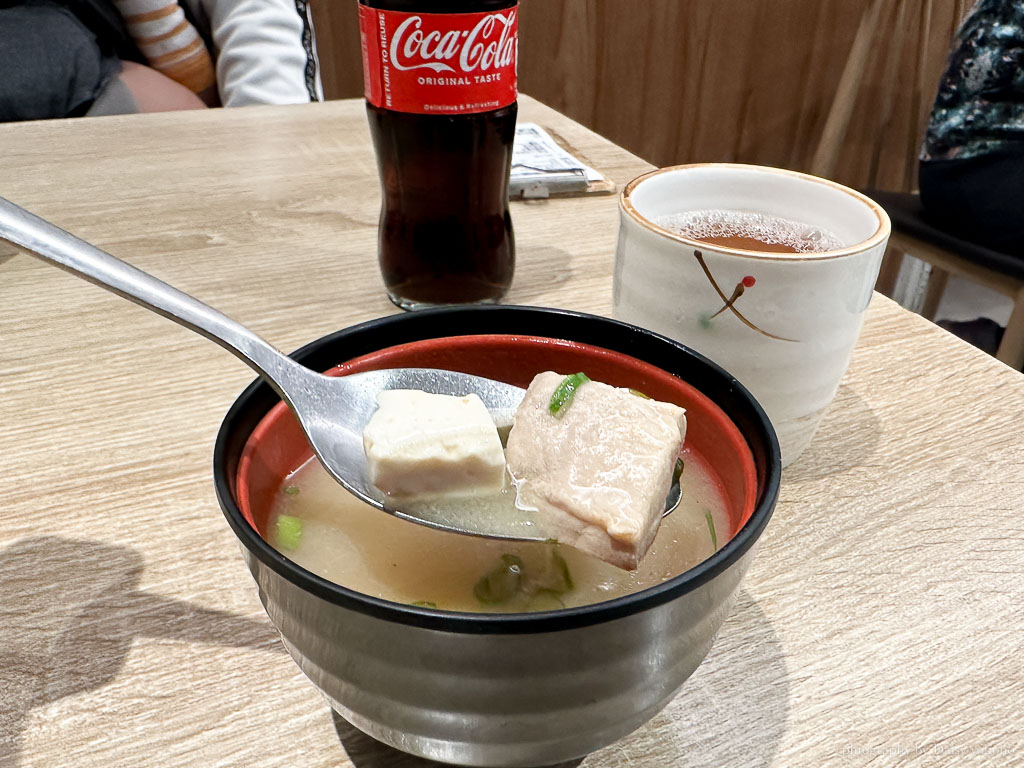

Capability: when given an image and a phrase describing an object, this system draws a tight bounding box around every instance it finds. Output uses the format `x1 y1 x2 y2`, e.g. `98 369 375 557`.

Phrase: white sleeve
199 0 322 106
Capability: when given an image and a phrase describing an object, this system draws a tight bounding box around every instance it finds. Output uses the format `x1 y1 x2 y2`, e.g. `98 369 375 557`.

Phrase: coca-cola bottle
358 0 518 310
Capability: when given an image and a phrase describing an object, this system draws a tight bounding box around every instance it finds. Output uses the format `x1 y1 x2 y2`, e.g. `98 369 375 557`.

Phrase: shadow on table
783 383 882 481
332 590 788 768
0 536 282 768
333 713 583 768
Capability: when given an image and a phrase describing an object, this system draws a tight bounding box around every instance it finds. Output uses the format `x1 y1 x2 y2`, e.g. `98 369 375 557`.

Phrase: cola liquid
359 0 518 310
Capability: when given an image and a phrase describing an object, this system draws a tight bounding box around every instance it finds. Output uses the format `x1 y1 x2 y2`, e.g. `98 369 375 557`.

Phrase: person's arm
198 0 321 107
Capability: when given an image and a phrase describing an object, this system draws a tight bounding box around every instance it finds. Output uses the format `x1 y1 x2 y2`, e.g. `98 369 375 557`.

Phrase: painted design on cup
693 250 797 342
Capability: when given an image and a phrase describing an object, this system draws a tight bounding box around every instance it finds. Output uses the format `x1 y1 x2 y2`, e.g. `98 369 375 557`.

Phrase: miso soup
267 448 730 613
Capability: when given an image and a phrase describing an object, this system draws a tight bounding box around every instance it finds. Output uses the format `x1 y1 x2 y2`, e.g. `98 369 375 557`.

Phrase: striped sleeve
112 0 216 93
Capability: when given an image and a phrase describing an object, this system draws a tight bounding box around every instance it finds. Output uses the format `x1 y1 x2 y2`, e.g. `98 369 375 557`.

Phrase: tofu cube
505 372 686 570
363 390 506 498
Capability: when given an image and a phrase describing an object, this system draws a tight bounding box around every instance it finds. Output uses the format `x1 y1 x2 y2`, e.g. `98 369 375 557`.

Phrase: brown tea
654 210 843 254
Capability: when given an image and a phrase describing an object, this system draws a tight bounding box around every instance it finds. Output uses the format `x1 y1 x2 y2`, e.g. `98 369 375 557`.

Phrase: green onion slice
474 554 524 605
544 550 574 593
628 388 651 399
276 515 303 550
411 600 437 609
704 510 718 551
283 485 300 496
548 372 590 416
526 547 575 595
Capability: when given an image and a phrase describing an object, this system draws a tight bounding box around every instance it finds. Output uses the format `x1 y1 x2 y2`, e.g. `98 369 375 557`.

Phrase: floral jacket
922 0 1024 162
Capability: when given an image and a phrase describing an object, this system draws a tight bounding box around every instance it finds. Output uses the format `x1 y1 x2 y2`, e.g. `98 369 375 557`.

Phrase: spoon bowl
281 365 531 537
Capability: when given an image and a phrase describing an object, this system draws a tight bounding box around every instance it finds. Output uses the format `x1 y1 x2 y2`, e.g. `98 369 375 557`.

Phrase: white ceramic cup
614 164 891 467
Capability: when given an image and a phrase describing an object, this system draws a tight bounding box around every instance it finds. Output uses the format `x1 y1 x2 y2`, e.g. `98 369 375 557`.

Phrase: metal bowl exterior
246 543 757 767
215 305 780 767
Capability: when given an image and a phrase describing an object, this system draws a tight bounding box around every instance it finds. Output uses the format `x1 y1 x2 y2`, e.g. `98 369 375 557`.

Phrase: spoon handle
0 195 304 397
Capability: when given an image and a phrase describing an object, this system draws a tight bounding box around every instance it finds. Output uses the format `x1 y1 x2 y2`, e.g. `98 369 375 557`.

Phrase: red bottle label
358 5 518 115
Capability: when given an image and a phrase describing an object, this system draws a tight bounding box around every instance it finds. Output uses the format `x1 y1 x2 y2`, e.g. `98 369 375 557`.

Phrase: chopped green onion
672 457 685 486
276 515 303 550
542 550 574 593
704 510 718 551
411 600 437 609
473 548 576 608
283 485 300 496
474 554 524 605
548 373 590 416
628 388 651 399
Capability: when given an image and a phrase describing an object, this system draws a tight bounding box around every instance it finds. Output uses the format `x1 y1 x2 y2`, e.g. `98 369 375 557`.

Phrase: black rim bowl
213 305 781 634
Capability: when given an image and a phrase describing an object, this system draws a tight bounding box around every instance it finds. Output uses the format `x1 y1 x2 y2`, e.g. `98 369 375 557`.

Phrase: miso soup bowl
213 306 780 767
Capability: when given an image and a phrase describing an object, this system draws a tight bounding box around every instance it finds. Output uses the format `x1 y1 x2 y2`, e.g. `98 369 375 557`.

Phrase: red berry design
691 250 796 341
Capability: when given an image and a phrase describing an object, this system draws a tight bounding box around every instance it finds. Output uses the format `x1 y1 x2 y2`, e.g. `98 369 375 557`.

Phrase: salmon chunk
505 372 686 570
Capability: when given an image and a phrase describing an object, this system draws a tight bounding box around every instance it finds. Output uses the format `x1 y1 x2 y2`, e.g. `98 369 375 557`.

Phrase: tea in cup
614 164 891 466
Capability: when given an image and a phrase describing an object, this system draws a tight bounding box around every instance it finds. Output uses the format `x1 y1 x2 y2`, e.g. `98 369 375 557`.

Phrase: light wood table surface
1 96 1022 768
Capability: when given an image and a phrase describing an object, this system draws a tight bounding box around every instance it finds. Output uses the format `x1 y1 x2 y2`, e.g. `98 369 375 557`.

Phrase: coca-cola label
358 5 518 114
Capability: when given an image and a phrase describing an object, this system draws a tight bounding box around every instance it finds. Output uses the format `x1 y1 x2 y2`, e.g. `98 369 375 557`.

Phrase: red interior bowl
236 334 757 548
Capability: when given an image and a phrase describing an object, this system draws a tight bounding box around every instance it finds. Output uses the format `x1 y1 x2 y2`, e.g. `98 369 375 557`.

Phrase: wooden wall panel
309 2 363 100
310 0 973 191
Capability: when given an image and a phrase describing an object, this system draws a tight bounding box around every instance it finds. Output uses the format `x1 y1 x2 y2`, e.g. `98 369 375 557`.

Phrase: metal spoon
0 196 681 539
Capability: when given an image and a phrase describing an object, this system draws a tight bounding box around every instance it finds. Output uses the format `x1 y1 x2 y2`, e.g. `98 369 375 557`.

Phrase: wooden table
1 97 1022 768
